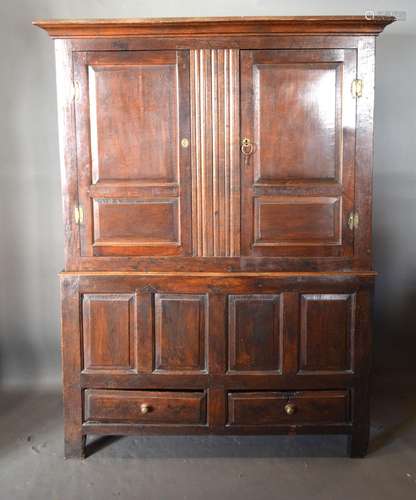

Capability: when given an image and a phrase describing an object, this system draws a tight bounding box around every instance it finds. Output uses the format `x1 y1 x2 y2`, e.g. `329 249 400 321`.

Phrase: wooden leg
64 432 86 459
348 290 372 458
348 426 369 458
61 278 84 459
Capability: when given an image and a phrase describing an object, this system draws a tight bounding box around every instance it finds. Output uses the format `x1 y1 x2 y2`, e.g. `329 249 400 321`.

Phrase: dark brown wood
60 272 373 456
348 289 373 457
82 293 136 373
136 290 154 372
154 293 207 373
33 16 395 38
57 35 365 52
73 50 192 257
82 422 351 436
85 389 207 425
282 292 299 375
299 293 355 374
60 278 85 458
190 48 240 256
228 294 282 373
227 390 349 426
59 256 364 273
54 40 80 271
240 48 356 258
35 16 393 458
354 37 376 269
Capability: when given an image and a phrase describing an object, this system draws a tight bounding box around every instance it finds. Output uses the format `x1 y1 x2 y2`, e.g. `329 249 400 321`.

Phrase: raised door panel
73 50 191 257
228 294 282 373
299 293 356 374
154 294 207 373
88 60 178 184
252 61 341 183
241 49 356 257
93 199 179 247
82 294 136 373
254 196 340 246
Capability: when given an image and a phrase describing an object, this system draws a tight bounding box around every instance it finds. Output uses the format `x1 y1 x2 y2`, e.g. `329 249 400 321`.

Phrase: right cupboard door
240 49 357 257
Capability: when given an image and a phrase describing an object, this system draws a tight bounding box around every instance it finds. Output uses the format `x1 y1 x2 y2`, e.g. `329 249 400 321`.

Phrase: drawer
84 390 207 425
228 390 349 426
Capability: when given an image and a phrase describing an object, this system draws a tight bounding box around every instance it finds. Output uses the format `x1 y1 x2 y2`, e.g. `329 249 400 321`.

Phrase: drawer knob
140 403 151 414
284 402 296 416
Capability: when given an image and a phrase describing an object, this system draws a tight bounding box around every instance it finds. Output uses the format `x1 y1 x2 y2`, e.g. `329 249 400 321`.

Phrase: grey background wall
0 0 414 386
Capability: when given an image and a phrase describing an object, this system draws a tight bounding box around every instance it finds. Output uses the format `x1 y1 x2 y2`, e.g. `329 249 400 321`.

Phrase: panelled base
60 271 374 458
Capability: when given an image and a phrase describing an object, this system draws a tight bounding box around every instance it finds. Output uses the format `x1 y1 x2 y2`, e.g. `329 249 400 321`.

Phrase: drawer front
228 390 349 426
85 390 207 425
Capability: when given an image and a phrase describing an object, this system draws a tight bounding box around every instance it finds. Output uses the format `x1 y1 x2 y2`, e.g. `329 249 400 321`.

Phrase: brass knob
241 137 254 156
140 403 151 414
284 402 296 416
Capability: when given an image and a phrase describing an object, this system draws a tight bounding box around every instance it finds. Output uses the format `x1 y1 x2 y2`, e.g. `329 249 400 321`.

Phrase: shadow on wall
373 34 416 375
373 210 416 375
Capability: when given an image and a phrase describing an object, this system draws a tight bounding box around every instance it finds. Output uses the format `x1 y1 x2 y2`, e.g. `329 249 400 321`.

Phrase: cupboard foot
64 433 86 459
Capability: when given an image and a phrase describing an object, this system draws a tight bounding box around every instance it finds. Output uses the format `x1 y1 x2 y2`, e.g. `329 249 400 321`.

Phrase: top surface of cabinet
33 16 395 38
35 16 394 273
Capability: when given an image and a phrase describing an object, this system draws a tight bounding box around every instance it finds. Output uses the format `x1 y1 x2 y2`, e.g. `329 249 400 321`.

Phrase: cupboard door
240 49 356 257
73 50 191 256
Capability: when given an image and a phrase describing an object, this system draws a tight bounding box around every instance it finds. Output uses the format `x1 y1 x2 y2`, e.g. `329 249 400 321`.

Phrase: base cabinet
61 272 373 458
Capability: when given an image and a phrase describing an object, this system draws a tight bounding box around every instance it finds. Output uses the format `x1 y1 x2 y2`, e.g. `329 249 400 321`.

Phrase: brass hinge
351 79 363 98
71 81 81 101
348 212 359 231
74 206 84 225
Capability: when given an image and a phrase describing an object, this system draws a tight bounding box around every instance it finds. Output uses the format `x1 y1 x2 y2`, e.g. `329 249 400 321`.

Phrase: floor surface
0 375 415 500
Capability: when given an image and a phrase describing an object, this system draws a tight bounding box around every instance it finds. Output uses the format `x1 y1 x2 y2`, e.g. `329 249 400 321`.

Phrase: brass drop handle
241 137 254 156
140 403 151 415
284 402 296 416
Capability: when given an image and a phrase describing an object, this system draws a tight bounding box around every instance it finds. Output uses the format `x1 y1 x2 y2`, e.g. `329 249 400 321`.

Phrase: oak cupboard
34 16 395 458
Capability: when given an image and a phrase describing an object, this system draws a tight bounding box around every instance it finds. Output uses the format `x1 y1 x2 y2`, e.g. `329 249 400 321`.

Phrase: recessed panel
155 294 207 372
299 294 355 373
253 62 340 182
82 294 136 373
89 62 178 183
254 196 340 246
228 295 281 372
93 198 179 244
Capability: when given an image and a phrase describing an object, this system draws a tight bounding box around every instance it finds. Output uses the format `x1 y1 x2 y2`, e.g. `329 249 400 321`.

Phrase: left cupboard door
72 50 192 257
